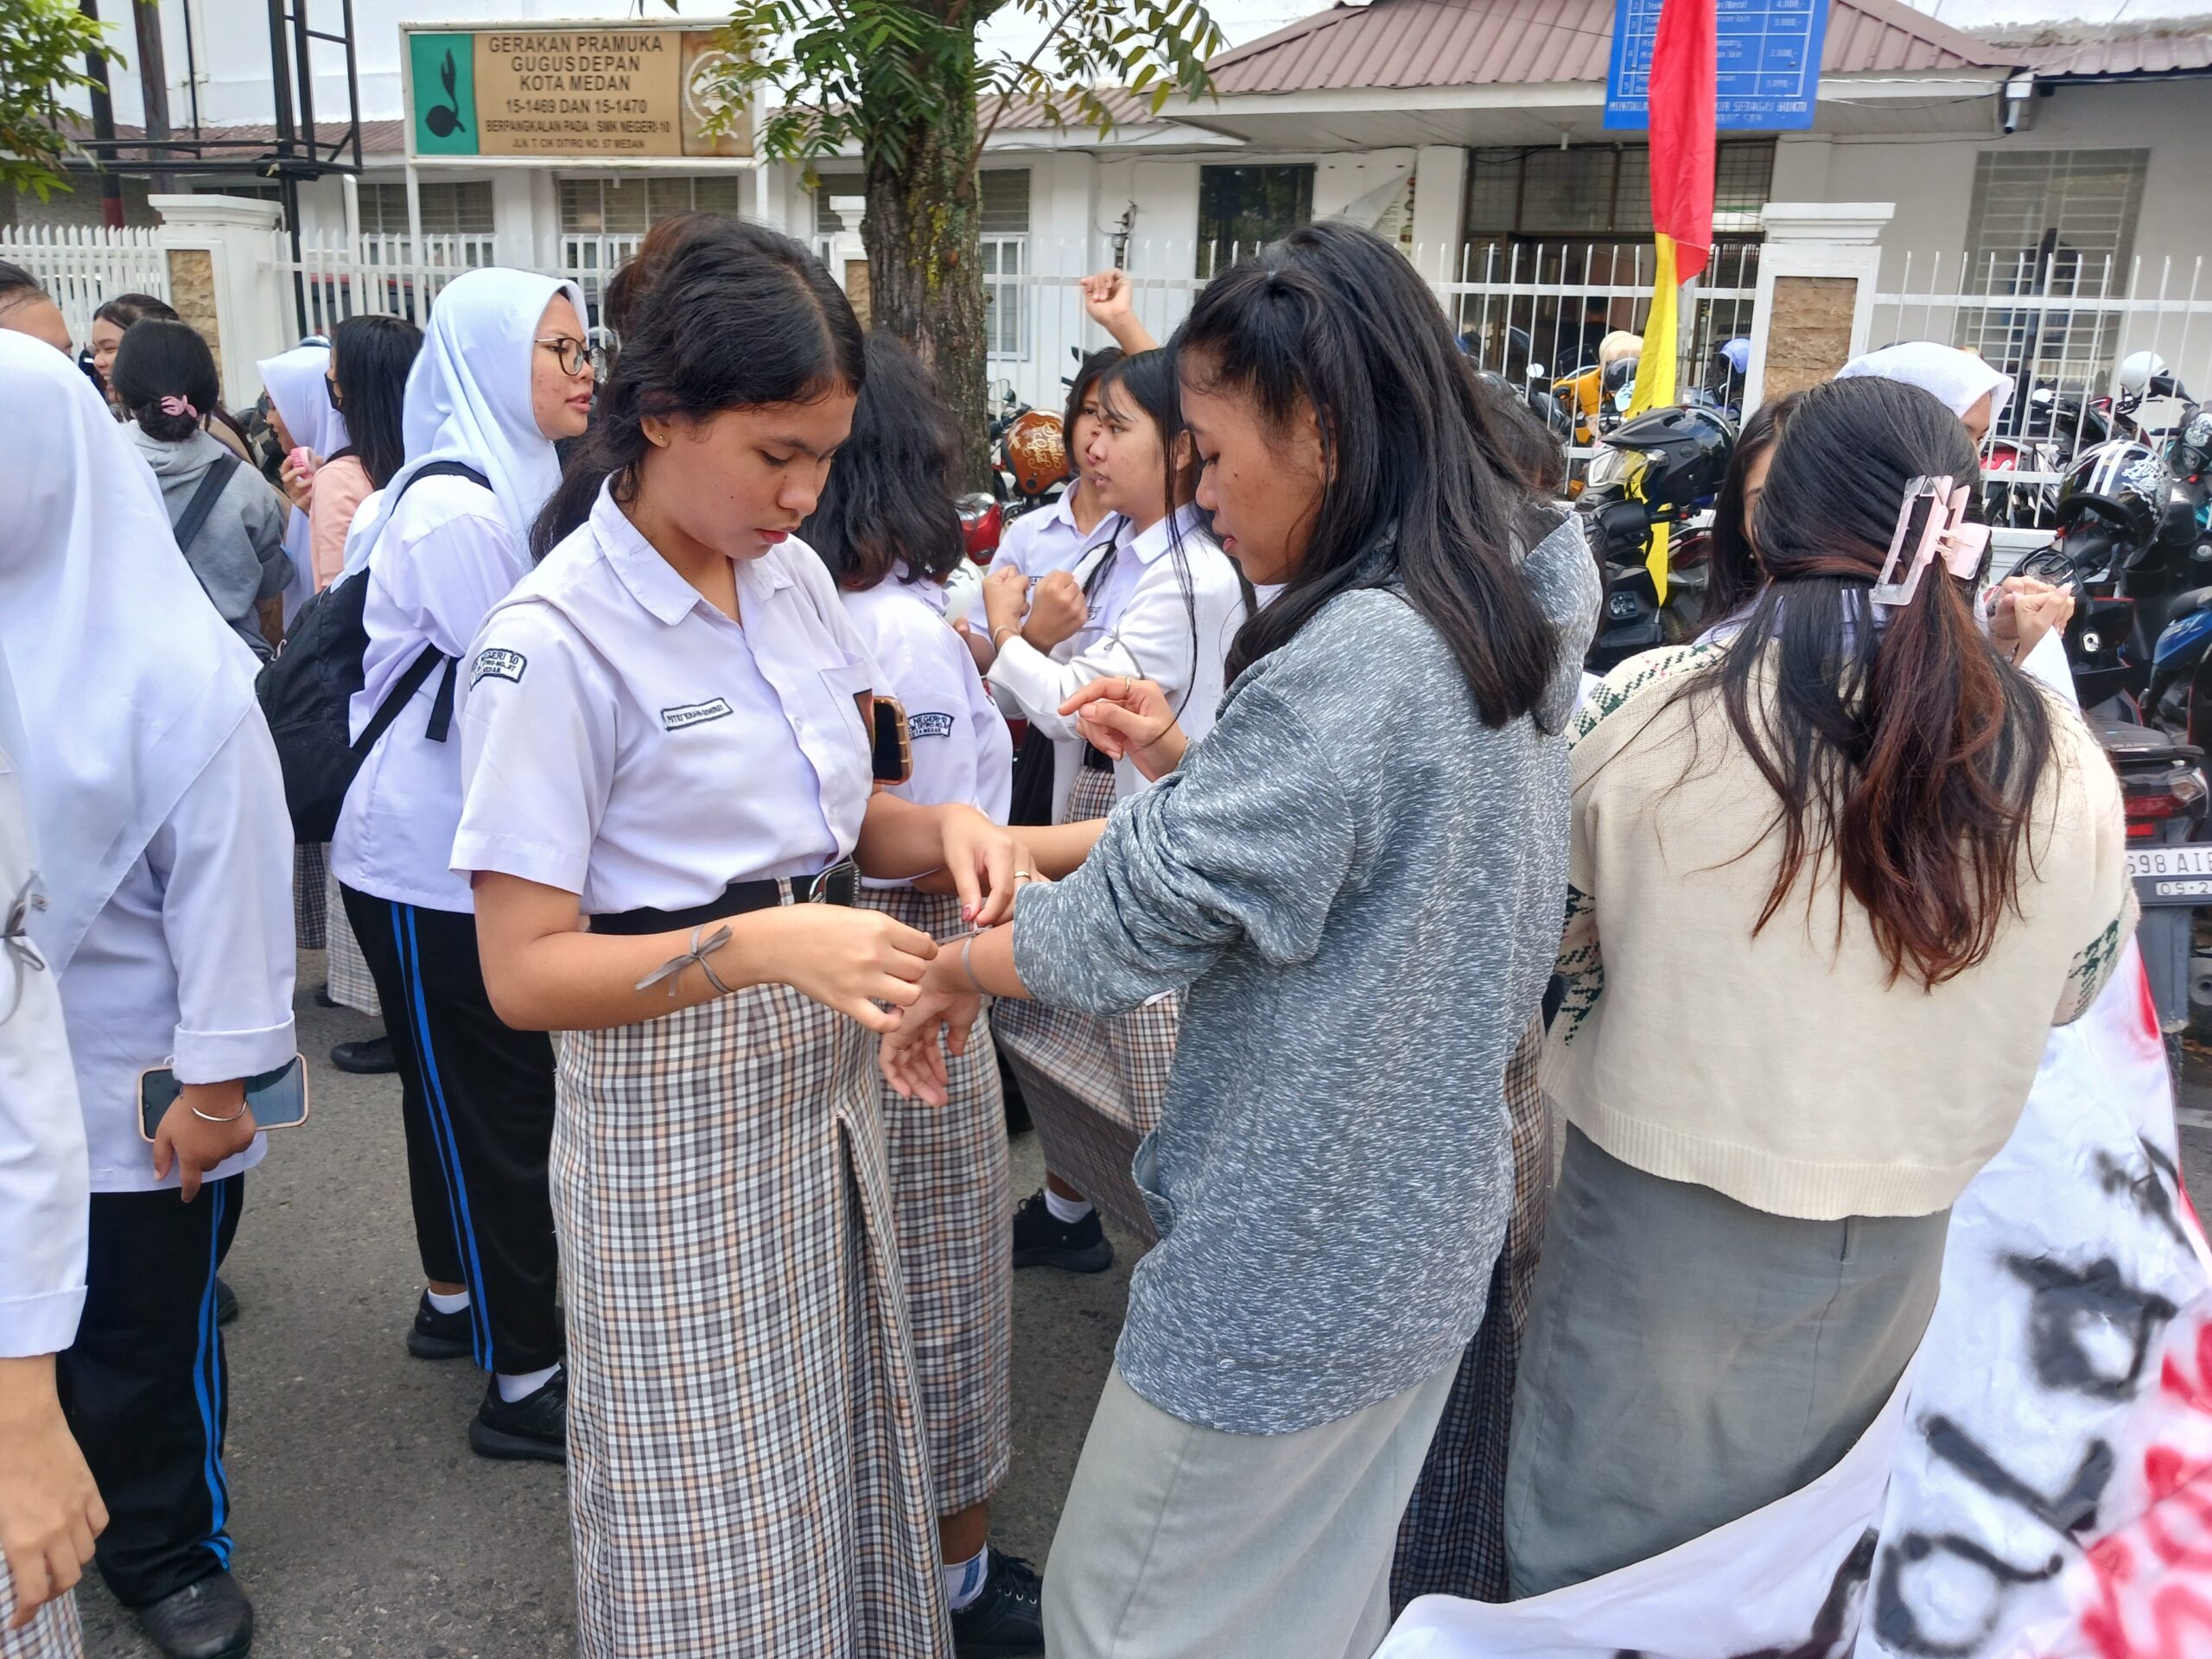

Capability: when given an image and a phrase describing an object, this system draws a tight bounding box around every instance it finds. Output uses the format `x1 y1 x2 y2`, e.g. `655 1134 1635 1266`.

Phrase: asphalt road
74 957 2212 1656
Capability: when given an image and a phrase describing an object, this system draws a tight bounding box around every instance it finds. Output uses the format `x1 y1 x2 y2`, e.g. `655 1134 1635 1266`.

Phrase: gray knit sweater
1013 512 1600 1434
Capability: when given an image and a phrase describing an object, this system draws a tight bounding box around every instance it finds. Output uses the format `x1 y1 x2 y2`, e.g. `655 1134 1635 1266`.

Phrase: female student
315 315 423 1075
89 293 179 405
1835 340 2012 443
800 332 1040 1649
0 333 296 1659
882 220 1599 1659
1503 376 2130 1594
110 320 293 660
333 267 592 1459
258 340 346 624
453 220 1023 1658
981 349 1249 1269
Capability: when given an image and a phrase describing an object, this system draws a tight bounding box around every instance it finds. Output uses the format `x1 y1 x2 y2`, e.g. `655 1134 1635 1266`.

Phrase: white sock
1043 1187 1094 1225
944 1545 989 1612
425 1287 471 1315
497 1363 559 1403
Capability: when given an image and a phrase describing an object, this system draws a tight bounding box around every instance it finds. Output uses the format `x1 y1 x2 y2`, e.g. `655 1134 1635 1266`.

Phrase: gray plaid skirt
323 868 379 1015
554 982 950 1659
992 760 1179 1242
0 1572 81 1659
860 886 1014 1516
292 842 328 952
1390 1015 1551 1610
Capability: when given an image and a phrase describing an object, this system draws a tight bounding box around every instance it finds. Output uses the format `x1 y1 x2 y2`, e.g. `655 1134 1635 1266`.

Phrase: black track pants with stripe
340 887 563 1375
58 1178 244 1609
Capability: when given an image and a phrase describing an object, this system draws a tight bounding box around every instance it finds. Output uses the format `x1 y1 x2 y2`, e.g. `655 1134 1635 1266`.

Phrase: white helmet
2119 351 2169 392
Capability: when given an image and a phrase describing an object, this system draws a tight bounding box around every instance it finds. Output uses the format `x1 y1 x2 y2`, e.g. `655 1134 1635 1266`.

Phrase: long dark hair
331 314 423 488
1174 221 1560 725
1677 375 2055 988
1700 391 1800 629
803 331 963 591
111 319 221 442
1063 346 1122 444
93 291 179 333
532 220 863 558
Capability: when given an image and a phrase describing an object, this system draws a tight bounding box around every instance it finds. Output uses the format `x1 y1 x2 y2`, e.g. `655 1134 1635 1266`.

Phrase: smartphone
138 1056 310 1142
870 694 914 786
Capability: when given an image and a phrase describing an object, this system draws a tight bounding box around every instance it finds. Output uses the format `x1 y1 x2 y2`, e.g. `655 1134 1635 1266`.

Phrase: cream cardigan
1545 640 2133 1221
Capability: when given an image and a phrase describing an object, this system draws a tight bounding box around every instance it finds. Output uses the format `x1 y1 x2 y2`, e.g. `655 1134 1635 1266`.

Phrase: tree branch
968 0 1085 166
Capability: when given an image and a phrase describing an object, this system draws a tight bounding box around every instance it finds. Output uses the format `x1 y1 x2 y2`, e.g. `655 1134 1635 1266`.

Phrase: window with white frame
1958 149 2148 394
359 181 494 236
981 168 1030 361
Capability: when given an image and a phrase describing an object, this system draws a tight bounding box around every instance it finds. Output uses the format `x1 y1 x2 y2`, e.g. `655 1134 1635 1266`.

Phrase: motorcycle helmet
1602 353 1639 415
1596 404 1736 514
2119 352 2170 396
2171 407 2212 478
999 409 1070 499
2057 439 2174 549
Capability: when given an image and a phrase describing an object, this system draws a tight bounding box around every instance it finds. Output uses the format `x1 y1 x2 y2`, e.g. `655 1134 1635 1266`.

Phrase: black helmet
2173 406 2212 476
1597 404 1736 513
2058 439 2174 548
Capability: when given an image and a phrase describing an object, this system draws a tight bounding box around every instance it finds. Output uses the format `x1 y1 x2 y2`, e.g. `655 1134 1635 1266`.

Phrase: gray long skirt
1503 1126 1948 1598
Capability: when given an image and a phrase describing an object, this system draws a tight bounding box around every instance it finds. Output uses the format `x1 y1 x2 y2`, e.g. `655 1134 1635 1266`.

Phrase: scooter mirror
1526 363 1548 381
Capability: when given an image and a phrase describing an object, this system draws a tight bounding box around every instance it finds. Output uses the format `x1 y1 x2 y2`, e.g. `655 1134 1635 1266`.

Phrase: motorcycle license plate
2128 843 2212 905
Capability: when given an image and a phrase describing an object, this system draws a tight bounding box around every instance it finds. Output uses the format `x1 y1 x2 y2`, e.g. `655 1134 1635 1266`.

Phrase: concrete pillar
1744 201 1895 411
1409 144 1468 287
149 193 292 405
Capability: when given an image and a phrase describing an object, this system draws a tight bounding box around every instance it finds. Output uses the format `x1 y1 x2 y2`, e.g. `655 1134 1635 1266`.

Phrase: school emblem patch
908 711 955 740
472 647 526 686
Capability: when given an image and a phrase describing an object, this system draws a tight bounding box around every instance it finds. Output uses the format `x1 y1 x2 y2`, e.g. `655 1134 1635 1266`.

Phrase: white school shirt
0 729 88 1356
994 489 1119 583
333 474 530 914
452 485 881 917
60 717 296 1194
988 506 1248 822
841 574 1013 890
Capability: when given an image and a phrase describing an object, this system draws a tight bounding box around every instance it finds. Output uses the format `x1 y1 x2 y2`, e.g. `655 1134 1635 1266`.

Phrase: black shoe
407 1291 474 1361
1011 1189 1113 1274
313 985 339 1008
331 1034 397 1074
950 1550 1045 1657
214 1276 238 1327
470 1368 568 1463
137 1571 253 1659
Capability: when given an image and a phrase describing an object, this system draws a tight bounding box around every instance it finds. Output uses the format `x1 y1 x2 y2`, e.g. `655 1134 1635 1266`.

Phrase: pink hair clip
1869 475 1990 609
157 394 200 420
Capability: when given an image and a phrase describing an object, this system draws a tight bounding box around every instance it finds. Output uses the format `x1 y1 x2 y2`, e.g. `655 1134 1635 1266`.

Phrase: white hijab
0 332 259 974
1834 342 2016 427
345 268 585 575
259 342 349 622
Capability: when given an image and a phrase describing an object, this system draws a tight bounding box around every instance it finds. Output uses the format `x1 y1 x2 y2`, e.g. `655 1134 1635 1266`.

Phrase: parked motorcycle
1574 404 1733 671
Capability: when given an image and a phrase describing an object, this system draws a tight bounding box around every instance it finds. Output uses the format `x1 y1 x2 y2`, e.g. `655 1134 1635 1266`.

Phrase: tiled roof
1207 0 2013 96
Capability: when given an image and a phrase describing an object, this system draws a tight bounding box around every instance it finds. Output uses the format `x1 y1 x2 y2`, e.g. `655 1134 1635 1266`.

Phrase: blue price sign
1605 0 1831 131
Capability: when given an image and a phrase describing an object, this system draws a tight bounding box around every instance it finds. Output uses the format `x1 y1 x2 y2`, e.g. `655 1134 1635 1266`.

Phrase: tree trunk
861 28 991 486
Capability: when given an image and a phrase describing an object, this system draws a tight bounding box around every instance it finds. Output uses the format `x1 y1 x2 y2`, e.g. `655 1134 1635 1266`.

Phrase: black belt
1082 741 1116 772
589 860 858 937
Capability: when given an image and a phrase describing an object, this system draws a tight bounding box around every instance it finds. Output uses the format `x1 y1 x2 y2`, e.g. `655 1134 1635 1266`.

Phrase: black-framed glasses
536 335 594 378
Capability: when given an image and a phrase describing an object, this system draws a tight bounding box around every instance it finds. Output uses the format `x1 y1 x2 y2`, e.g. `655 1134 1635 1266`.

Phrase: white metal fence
283 228 499 336
0 224 169 341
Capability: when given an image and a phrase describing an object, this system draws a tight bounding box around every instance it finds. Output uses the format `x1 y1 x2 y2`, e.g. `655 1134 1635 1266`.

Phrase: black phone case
871 694 914 785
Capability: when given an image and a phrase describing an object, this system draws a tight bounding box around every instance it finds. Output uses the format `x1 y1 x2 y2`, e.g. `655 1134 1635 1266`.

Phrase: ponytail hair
1676 374 2056 988
533 219 862 559
1173 220 1560 725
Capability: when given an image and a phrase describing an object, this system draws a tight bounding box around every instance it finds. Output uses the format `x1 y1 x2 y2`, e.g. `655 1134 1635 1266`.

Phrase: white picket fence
0 224 169 342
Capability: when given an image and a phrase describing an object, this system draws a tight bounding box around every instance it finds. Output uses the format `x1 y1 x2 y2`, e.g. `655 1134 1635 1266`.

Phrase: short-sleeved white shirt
840 574 1012 891
995 489 1120 583
452 486 880 918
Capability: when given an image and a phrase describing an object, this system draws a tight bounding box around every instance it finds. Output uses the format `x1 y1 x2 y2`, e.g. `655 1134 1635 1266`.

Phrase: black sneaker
1011 1189 1113 1274
407 1292 473 1361
470 1368 568 1464
331 1034 397 1074
313 985 339 1008
950 1550 1044 1657
137 1569 253 1659
214 1276 239 1327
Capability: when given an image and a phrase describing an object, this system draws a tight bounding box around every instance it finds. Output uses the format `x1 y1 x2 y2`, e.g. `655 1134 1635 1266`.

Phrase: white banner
1381 943 2212 1659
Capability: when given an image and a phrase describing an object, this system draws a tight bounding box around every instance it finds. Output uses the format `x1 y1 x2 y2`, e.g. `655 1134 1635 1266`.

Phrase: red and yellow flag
1627 0 1716 600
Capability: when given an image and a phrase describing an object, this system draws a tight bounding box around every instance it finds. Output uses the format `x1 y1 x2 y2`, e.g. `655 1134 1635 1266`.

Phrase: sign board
1605 0 1831 131
402 20 750 161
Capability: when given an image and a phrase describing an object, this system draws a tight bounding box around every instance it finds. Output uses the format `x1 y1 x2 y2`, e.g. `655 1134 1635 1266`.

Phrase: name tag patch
908 711 955 740
661 698 734 730
472 647 526 686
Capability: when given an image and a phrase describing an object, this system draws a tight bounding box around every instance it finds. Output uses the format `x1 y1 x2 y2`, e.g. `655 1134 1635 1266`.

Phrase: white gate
0 224 169 343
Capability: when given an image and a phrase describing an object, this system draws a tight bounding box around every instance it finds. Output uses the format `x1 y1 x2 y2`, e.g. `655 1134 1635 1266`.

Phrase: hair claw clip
1870 475 1990 609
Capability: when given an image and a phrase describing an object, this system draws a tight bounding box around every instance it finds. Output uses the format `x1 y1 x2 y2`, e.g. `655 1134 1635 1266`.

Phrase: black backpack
254 461 491 841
